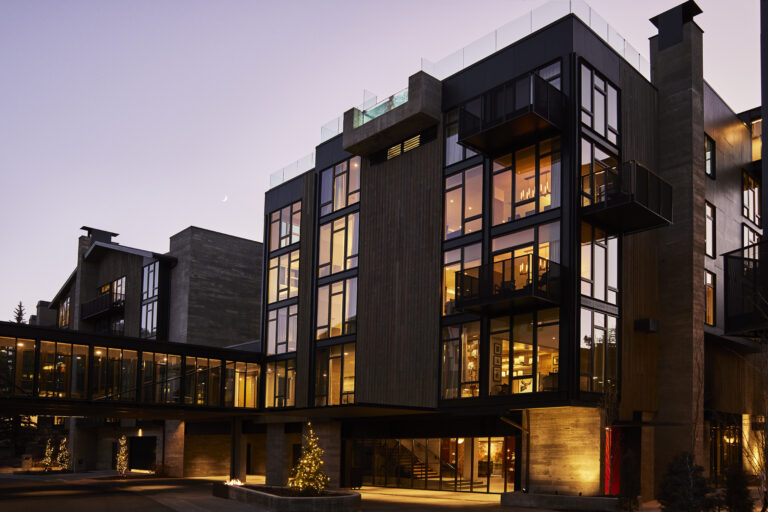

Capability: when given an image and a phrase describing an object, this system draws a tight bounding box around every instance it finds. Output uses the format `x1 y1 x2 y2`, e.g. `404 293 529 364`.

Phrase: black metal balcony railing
454 254 561 313
458 73 565 155
81 293 125 320
724 241 768 336
581 160 673 234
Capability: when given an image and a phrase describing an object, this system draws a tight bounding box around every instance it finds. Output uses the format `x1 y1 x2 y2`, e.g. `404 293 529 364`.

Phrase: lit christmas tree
41 438 54 471
57 437 71 470
287 422 329 495
116 435 128 477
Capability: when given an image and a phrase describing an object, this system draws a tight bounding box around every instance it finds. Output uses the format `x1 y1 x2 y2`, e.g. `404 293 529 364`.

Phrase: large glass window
316 277 357 339
265 359 296 408
579 308 618 393
141 352 182 404
100 276 126 303
706 202 716 258
492 138 561 225
320 156 361 216
705 271 716 327
141 260 159 339
581 63 619 144
580 222 618 305
37 341 88 399
92 347 138 401
268 250 300 303
443 243 481 315
315 343 355 406
184 356 222 406
744 224 761 261
444 109 476 166
705 134 716 178
142 261 159 301
141 302 157 338
267 304 297 355
580 138 619 207
269 201 301 251
222 361 258 408
441 321 480 399
318 212 359 277
444 166 483 239
58 297 70 328
743 171 761 226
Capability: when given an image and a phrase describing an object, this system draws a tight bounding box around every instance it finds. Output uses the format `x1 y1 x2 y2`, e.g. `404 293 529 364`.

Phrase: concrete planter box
501 492 620 511
213 482 361 512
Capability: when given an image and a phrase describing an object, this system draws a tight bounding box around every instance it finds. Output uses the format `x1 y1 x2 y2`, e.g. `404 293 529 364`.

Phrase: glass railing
353 87 409 128
268 152 316 188
420 0 650 81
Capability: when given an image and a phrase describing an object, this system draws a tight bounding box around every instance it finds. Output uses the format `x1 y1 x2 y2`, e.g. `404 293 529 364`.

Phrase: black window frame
705 202 716 258
705 270 716 327
314 342 355 407
269 201 302 252
742 170 761 226
316 276 357 340
705 133 716 179
580 62 620 145
444 165 483 240
320 156 361 217
318 211 359 278
266 304 298 355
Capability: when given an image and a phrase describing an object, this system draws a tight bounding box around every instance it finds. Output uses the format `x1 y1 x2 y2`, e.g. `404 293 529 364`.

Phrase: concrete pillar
266 423 289 486
163 420 185 477
230 417 246 481
66 417 79 471
309 421 342 488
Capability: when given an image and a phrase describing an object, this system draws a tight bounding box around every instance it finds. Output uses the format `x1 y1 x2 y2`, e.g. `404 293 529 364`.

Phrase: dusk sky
0 0 761 322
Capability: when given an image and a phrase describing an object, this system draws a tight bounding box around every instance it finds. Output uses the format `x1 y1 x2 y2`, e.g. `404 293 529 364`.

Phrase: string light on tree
116 435 128 477
41 438 54 471
57 437 71 470
287 422 330 495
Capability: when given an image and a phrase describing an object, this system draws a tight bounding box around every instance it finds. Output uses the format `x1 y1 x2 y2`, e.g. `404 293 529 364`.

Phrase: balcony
81 293 125 320
342 71 442 156
458 73 565 155
581 160 673 234
454 255 561 313
724 241 768 336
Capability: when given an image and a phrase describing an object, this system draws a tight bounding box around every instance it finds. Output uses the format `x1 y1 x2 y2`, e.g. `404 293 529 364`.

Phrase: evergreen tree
658 452 713 512
724 463 753 512
57 437 71 471
116 435 128 477
13 301 25 324
41 438 54 471
288 422 330 495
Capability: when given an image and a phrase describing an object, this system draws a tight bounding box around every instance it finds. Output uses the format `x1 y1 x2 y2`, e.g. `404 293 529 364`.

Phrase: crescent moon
222 195 228 203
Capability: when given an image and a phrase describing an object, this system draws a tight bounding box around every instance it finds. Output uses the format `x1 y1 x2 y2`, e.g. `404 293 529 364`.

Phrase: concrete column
309 421 342 488
266 423 289 486
163 420 185 477
66 417 79 471
230 417 246 481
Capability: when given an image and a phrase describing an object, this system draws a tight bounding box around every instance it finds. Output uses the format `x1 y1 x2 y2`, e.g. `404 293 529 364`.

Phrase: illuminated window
58 297 70 328
316 277 357 339
184 357 223 406
705 271 715 327
315 343 355 406
444 165 483 239
441 321 480 399
269 201 301 251
320 156 360 216
224 361 259 408
492 138 561 225
579 308 618 393
265 359 296 408
318 212 359 277
705 134 716 178
706 202 716 258
580 138 619 207
267 250 299 303
752 119 762 162
267 304 297 355
581 63 619 144
743 171 761 226
443 243 481 315
580 222 618 305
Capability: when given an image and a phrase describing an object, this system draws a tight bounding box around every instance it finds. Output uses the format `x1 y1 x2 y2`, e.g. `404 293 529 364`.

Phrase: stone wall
183 433 231 476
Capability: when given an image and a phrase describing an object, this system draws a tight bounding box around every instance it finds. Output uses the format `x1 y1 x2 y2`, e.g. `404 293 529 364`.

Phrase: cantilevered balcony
81 293 125 320
581 160 673 234
724 241 768 336
458 73 565 155
342 71 442 156
454 255 561 313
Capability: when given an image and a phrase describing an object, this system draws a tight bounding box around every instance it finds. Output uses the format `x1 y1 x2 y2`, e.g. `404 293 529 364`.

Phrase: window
36 341 88 399
705 134 716 178
705 271 716 326
444 166 483 239
537 60 562 90
489 222 561 296
580 223 618 305
441 321 480 399
744 224 761 261
443 243 481 315
316 277 357 339
224 361 259 408
92 347 138 401
752 119 762 162
267 304 297 355
492 137 561 225
265 359 296 408
141 302 157 338
743 171 761 225
580 138 619 207
581 63 619 144
579 308 618 393
184 356 222 406
489 309 559 396
58 297 70 328
267 250 299 303
110 276 125 303
706 202 716 258
320 156 360 216
444 109 477 166
141 352 182 404
315 343 355 406
142 261 159 300
318 212 359 277
269 201 301 251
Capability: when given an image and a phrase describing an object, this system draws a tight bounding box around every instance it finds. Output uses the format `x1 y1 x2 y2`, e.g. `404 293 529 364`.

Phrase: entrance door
128 436 156 470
